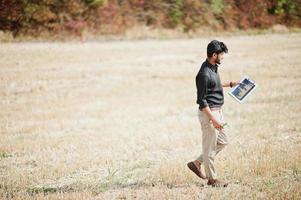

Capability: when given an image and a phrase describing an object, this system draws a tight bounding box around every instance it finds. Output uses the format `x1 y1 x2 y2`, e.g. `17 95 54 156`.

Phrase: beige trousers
196 108 229 180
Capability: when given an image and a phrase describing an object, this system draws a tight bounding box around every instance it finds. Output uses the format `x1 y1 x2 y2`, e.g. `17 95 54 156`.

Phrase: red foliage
0 0 24 36
223 0 275 30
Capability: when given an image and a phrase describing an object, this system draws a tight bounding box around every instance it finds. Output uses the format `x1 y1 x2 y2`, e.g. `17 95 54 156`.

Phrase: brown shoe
187 161 206 179
207 179 228 187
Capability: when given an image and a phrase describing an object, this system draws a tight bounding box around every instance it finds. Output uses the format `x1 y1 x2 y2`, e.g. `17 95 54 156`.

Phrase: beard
215 58 221 65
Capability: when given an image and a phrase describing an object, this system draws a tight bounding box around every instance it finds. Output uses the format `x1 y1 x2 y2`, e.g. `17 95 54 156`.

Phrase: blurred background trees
0 0 300 38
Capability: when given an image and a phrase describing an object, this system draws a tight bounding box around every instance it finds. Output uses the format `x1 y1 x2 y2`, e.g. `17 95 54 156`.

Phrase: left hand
231 81 240 87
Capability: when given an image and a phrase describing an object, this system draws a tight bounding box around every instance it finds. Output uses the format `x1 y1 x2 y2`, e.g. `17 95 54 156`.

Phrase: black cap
207 40 228 57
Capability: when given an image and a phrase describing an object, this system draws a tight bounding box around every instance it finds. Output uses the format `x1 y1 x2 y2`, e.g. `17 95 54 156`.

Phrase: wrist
230 81 233 88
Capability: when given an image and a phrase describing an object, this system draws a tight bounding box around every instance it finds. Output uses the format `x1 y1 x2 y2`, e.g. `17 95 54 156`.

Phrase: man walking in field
187 40 239 187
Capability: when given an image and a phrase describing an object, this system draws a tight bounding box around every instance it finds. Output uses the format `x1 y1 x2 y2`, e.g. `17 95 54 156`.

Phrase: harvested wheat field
1 33 301 200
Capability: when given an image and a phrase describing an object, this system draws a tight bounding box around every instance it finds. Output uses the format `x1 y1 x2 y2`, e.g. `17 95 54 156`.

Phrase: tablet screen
229 77 256 103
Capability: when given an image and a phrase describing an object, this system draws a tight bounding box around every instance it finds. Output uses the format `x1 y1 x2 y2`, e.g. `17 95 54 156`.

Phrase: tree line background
0 0 300 38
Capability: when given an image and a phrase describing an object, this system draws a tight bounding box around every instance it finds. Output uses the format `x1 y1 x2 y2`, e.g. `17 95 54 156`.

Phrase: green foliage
169 0 184 27
210 0 224 14
274 0 295 15
85 0 108 7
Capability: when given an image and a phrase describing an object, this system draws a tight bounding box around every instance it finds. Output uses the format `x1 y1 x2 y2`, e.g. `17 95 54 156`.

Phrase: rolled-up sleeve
196 72 209 109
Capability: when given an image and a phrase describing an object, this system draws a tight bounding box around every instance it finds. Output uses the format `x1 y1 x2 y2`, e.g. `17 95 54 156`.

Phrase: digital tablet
228 76 257 103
